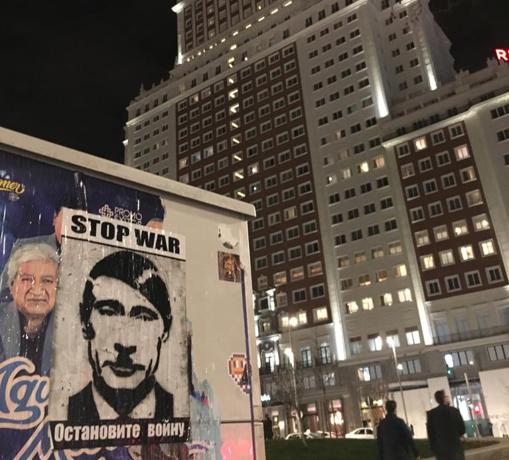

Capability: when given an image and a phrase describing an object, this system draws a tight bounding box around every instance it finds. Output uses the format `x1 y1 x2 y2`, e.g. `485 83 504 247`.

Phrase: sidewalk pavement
423 439 509 460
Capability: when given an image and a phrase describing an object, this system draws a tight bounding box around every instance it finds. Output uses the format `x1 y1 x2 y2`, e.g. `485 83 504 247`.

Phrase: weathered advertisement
0 149 192 458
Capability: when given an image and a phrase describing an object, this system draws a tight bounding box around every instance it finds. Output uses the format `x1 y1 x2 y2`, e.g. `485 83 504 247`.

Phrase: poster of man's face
48 224 189 431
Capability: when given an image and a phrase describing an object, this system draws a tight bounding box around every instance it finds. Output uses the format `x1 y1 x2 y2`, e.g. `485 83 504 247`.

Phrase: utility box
0 127 264 460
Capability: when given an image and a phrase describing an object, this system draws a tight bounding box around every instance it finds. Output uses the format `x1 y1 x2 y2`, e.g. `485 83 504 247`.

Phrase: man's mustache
103 359 145 371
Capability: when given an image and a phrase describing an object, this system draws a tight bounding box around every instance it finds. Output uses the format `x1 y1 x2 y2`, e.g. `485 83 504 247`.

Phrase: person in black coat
377 400 420 460
426 390 465 460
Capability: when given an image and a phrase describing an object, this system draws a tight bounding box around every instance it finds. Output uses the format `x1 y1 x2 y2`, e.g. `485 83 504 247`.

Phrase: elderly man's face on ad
11 259 58 320
88 276 167 390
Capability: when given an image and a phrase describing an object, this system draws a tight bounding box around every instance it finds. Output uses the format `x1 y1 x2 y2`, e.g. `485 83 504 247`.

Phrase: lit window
466 190 483 207
439 250 455 266
346 301 359 314
480 240 496 256
434 225 449 241
376 270 388 283
472 214 490 231
314 307 328 321
248 163 259 175
415 230 430 247
398 288 412 302
233 169 244 181
273 271 287 286
459 245 475 261
394 264 407 278
381 293 393 306
359 274 371 286
414 136 427 151
454 145 470 160
368 335 383 352
453 220 468 236
420 255 435 270
386 332 400 348
290 267 304 281
405 328 421 345
362 297 374 310
357 161 369 173
388 242 402 255
298 311 307 325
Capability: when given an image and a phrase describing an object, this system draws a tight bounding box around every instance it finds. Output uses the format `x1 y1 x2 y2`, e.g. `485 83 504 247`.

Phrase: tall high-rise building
125 0 509 438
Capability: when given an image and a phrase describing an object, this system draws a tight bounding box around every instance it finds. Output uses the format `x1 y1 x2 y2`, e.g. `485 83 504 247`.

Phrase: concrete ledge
423 440 509 460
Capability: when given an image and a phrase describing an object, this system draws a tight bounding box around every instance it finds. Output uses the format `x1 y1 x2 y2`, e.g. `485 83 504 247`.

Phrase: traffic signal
444 354 454 379
446 364 453 378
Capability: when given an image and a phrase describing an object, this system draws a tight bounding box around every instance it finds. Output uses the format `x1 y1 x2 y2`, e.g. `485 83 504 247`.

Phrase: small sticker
228 353 250 394
218 252 241 282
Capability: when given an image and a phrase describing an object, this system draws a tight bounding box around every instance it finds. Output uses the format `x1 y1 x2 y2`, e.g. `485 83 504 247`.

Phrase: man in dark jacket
427 390 465 460
377 400 420 460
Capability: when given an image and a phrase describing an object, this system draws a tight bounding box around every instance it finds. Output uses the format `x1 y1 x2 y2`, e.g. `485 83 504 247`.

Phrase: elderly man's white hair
7 243 59 285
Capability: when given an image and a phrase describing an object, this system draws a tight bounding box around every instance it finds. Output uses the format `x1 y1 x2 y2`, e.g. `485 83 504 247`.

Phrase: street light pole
388 338 409 425
288 317 306 445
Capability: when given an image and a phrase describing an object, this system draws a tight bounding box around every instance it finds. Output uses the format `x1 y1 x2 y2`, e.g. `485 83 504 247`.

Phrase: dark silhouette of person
68 250 173 422
263 415 273 440
377 400 419 460
427 390 466 460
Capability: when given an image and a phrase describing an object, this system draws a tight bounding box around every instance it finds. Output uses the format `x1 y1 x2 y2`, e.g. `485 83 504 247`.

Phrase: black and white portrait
69 250 174 422
48 218 189 431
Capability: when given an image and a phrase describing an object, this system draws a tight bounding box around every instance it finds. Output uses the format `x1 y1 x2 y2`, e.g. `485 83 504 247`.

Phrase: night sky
0 0 507 164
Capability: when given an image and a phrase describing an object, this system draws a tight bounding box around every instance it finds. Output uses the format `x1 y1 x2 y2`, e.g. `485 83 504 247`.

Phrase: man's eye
97 306 118 316
136 313 156 322
20 276 34 283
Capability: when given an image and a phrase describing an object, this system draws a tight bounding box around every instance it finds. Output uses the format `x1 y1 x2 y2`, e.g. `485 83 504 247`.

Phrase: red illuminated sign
495 48 509 62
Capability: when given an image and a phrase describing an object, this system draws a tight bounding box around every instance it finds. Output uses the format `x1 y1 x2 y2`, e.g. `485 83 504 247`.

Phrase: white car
284 432 312 440
345 427 375 439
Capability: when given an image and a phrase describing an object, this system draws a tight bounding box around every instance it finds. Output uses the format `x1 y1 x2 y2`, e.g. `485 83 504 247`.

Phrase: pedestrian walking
377 400 420 460
426 390 466 460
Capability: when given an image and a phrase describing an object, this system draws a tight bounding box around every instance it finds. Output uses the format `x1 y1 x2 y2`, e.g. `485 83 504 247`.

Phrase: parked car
306 430 331 439
284 432 312 440
345 427 375 439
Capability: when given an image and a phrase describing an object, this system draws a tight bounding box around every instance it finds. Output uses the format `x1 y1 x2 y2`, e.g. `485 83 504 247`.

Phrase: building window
398 288 412 302
426 280 441 296
486 266 504 283
454 145 470 160
300 347 312 368
466 190 483 207
459 245 475 262
444 350 474 367
439 250 455 266
428 202 443 217
415 230 430 247
472 214 490 231
449 124 464 138
368 335 383 352
350 337 362 355
445 275 461 292
414 136 427 151
453 220 468 236
480 240 496 257
358 364 382 381
465 271 482 288
400 359 422 375
420 255 435 271
405 327 421 345
488 344 509 361
314 307 328 322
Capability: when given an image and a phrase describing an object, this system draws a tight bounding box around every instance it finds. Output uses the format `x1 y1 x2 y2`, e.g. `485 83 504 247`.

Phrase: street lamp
288 317 305 442
387 337 409 425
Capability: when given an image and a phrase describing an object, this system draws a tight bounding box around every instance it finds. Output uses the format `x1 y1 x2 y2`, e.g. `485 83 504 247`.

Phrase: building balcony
433 325 509 345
